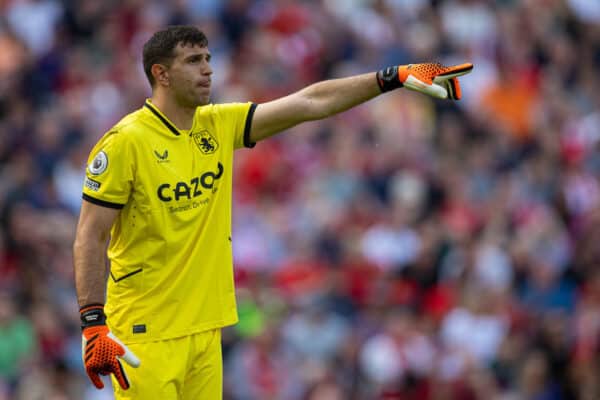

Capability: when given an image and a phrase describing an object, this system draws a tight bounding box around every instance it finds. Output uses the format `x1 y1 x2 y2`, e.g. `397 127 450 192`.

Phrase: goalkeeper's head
143 25 213 107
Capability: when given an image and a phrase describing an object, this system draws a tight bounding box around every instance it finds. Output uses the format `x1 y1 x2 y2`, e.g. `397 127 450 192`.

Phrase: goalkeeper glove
377 62 473 100
81 304 140 390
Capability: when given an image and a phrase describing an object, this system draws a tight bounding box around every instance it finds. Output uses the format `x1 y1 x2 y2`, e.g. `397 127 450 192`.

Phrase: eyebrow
184 53 211 61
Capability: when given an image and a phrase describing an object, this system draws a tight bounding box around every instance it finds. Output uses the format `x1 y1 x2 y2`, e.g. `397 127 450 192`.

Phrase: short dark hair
142 25 208 87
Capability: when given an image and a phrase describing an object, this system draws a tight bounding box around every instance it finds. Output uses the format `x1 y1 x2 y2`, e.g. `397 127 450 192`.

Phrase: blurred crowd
1 0 600 399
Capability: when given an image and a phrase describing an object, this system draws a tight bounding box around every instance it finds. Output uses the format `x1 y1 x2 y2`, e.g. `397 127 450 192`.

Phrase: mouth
197 81 211 89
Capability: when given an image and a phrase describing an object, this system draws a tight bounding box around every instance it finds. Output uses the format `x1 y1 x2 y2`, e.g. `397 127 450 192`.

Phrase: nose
202 60 212 76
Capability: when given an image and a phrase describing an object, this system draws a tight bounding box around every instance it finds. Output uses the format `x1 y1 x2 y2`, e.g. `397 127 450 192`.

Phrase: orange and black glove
377 62 473 100
81 304 140 390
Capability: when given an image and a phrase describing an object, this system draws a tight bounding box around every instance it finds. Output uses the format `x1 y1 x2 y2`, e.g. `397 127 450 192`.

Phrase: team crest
192 130 218 155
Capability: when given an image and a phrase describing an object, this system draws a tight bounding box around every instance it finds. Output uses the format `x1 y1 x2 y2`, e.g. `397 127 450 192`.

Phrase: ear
151 64 169 87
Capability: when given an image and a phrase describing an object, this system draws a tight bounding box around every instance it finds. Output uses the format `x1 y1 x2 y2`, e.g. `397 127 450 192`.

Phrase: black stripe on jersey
82 193 125 209
243 103 257 148
144 102 180 136
110 268 143 283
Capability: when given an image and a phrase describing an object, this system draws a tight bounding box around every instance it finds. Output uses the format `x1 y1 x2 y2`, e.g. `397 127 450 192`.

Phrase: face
164 43 213 107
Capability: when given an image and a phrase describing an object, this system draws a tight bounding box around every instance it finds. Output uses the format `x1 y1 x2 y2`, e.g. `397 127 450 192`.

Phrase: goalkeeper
73 25 472 399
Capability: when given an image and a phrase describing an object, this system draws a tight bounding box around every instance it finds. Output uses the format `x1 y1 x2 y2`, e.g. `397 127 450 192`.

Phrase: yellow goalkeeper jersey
82 99 256 344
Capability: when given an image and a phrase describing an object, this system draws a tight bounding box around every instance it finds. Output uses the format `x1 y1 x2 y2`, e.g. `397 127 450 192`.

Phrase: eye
188 55 210 64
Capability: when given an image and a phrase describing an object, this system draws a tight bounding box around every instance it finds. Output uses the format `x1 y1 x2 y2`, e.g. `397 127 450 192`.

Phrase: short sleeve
82 131 134 209
214 102 257 150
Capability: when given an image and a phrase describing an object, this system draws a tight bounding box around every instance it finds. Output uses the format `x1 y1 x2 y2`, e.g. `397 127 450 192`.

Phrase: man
73 25 472 399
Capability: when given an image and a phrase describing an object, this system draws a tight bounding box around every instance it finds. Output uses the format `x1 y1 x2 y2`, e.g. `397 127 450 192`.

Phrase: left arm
248 62 474 143
249 73 381 143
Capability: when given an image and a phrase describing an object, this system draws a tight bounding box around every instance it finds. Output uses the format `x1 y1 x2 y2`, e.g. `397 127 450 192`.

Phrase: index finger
436 63 473 80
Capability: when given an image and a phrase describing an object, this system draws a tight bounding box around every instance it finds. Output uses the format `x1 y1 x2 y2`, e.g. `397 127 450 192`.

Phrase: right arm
73 200 120 307
75 133 139 391
74 194 140 391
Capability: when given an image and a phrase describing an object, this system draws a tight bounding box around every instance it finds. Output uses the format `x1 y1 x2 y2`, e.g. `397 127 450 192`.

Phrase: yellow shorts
112 329 222 400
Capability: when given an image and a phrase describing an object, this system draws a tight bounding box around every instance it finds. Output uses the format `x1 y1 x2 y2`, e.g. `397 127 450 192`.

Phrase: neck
150 91 196 131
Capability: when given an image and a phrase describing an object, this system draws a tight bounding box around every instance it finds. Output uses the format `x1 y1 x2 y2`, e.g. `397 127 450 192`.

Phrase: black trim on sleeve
82 193 125 209
144 101 180 136
243 103 257 148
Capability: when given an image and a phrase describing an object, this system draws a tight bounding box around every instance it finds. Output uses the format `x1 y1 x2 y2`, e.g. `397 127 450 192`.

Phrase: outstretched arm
249 62 473 143
250 73 380 143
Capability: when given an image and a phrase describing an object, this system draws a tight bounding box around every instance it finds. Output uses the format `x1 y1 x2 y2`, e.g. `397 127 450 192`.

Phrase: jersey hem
112 316 240 345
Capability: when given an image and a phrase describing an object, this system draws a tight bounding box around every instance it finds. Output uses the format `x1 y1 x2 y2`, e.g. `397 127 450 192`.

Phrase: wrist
376 66 403 93
80 303 106 329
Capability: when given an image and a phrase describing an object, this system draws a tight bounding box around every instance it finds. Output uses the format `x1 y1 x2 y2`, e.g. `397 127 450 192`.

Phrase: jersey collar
143 100 183 136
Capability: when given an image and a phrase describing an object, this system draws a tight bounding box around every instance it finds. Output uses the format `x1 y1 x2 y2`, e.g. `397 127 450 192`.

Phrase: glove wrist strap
80 304 106 329
376 66 403 93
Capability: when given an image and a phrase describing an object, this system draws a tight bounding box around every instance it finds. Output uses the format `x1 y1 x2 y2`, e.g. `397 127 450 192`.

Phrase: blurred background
1 0 600 399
